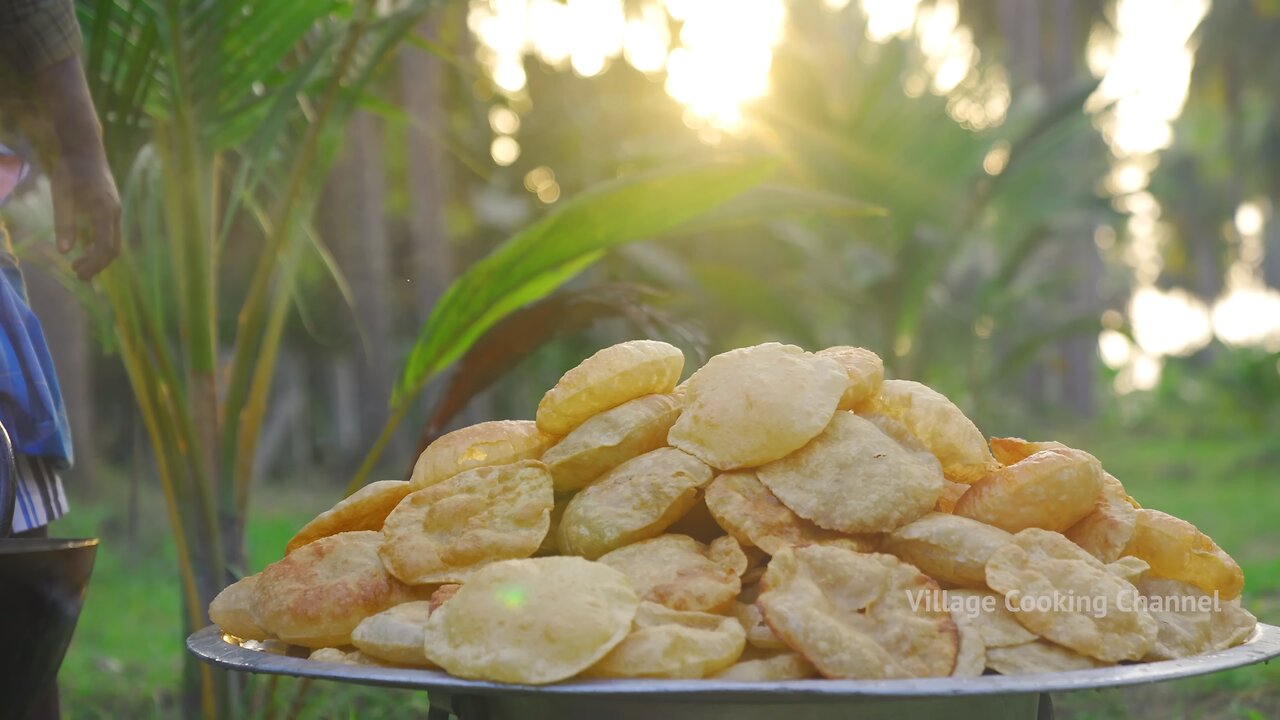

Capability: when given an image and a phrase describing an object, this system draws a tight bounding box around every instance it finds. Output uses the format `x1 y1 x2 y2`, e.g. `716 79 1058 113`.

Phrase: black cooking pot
0 423 97 720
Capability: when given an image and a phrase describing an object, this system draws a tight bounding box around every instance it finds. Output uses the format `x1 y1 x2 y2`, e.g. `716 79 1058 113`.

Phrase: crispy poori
213 339 1253 686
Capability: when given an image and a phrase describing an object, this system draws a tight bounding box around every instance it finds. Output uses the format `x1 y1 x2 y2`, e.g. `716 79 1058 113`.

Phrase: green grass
47 432 1280 719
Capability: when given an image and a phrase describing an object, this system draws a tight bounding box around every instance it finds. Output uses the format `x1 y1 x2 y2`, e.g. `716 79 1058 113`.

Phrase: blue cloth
0 145 73 469
0 258 74 469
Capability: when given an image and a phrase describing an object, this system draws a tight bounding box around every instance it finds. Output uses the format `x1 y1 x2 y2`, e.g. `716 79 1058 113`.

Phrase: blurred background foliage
3 0 1280 717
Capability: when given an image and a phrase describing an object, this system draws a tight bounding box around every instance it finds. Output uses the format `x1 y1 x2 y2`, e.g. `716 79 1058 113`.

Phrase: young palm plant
42 1 779 716
55 0 434 715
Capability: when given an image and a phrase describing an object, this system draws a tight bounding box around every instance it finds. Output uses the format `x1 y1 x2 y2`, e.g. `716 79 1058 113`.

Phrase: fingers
73 193 121 281
51 166 77 254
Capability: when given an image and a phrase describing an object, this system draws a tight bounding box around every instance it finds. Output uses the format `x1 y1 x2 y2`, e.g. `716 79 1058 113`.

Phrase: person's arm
0 0 120 281
36 55 121 280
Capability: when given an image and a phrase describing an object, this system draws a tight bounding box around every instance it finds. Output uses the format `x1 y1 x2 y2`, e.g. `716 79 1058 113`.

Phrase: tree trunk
1046 0 1098 418
1265 208 1280 289
999 0 1049 411
399 10 495 439
329 112 394 458
402 13 455 318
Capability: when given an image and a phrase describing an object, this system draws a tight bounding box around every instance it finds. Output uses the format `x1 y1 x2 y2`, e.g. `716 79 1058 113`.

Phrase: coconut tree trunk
399 10 496 432
1047 0 1098 418
331 111 395 456
999 0 1048 410
401 13 455 318
1265 211 1280 289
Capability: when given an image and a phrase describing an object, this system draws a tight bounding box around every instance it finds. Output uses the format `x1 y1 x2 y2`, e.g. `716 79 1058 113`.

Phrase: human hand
49 133 120 281
39 56 121 281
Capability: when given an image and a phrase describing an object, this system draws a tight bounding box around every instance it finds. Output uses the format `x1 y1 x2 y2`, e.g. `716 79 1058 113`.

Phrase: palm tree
66 0 433 714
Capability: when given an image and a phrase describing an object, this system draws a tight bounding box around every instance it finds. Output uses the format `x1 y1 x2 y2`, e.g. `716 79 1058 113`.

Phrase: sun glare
1128 286 1213 358
1086 0 1221 392
665 0 786 131
860 0 1007 130
860 0 921 42
463 0 1273 387
467 0 785 135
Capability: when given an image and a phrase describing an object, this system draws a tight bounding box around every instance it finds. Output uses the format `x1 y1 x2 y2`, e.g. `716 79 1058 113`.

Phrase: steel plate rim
187 623 1280 699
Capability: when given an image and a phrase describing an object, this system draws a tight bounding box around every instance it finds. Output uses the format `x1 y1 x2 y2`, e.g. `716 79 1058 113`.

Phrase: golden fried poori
541 393 682 492
954 448 1103 533
984 640 1110 675
985 529 1157 662
286 480 413 554
757 412 944 534
585 602 746 679
757 545 959 679
710 650 818 681
380 460 553 584
865 379 997 483
422 557 639 684
252 531 420 648
351 601 436 667
1126 509 1245 600
598 534 741 613
213 339 1253 686
668 343 847 470
537 340 684 436
410 420 555 489
882 512 1013 589
815 346 884 411
209 573 270 641
557 447 712 559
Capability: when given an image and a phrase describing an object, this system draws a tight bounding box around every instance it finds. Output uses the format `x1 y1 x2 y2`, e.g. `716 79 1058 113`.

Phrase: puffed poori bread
252 531 420 648
410 420 555 490
380 460 553 584
351 601 436 667
935 480 970 514
598 534 741 613
987 437 1137 562
944 589 1037 648
537 340 684 436
950 609 987 677
541 393 682 492
985 529 1157 662
1125 508 1245 601
815 346 883 411
307 648 394 666
557 447 713 559
209 573 270 641
729 601 787 650
704 470 877 555
286 480 413 554
757 412 944 534
985 640 1110 675
882 512 1013 589
954 448 1103 533
668 343 848 470
1135 576 1257 661
757 545 959 679
422 557 639 684
863 379 997 483
584 602 747 679
710 650 818 681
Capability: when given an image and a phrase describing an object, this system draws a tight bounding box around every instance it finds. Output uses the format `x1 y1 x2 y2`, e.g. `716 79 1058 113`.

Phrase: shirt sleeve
0 0 84 75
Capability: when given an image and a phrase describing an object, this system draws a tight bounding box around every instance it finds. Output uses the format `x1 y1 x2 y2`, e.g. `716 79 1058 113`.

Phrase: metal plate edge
186 623 1280 700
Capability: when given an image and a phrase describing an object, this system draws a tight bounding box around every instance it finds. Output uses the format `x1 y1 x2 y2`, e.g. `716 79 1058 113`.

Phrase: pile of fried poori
210 340 1257 684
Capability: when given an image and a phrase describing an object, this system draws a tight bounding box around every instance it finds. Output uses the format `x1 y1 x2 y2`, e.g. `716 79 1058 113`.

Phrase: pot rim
0 537 99 554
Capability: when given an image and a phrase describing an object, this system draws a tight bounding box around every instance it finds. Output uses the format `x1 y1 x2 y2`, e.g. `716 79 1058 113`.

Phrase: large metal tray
188 623 1280 720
